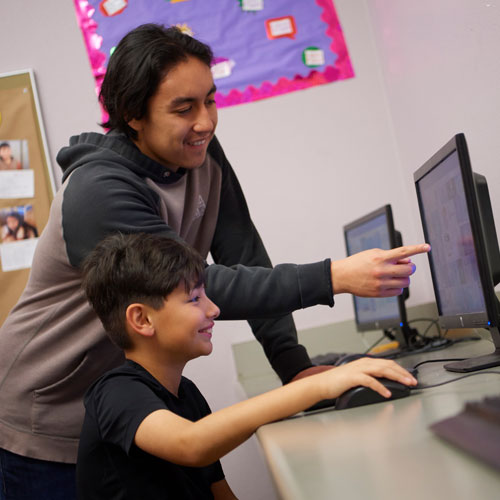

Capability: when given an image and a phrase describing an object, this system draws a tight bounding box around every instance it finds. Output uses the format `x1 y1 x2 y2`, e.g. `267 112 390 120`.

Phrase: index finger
386 244 431 261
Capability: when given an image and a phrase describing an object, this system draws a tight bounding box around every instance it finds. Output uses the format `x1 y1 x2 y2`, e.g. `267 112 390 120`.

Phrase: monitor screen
344 206 402 331
416 149 487 320
414 133 500 371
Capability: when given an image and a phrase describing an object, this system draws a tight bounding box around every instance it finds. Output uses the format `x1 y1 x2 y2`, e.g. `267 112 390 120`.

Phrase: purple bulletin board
74 0 354 110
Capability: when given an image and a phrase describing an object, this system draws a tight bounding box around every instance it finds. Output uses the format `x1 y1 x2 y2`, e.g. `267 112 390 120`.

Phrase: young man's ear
127 118 142 135
125 303 155 338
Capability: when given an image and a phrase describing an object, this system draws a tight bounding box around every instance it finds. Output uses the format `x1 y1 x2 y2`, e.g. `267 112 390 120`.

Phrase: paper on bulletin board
74 0 354 112
0 238 38 272
0 170 35 199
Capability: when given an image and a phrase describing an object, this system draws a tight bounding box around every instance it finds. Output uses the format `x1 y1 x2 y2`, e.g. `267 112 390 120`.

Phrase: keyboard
430 394 500 471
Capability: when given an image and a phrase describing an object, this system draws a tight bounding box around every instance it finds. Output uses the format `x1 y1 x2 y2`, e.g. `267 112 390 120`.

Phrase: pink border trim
74 1 106 91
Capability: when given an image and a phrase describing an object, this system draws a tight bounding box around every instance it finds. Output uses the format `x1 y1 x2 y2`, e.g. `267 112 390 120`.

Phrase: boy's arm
134 358 416 467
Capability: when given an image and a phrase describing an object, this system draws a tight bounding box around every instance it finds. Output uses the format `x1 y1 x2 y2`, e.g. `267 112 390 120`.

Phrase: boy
77 232 417 499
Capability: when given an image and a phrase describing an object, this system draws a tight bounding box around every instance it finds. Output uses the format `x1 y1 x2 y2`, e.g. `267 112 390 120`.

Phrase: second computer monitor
344 205 409 342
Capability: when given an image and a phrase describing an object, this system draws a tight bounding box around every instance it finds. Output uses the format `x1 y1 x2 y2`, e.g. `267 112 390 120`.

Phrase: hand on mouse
316 358 417 401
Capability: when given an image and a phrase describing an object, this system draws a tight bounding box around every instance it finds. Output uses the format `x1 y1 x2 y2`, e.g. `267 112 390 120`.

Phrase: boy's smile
148 283 220 362
129 56 218 172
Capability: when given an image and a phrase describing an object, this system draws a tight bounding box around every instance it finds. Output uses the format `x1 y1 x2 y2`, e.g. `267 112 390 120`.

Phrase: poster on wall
0 70 54 325
74 0 354 113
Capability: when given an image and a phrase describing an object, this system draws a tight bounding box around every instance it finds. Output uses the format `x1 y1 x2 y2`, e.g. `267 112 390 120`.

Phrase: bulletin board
75 0 354 114
0 70 55 326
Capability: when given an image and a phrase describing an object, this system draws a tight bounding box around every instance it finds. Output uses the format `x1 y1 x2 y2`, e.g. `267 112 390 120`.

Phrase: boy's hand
317 358 417 401
331 244 430 297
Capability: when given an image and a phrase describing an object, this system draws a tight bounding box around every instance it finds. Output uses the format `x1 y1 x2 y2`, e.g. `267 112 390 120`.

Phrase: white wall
2 0 499 498
366 0 500 300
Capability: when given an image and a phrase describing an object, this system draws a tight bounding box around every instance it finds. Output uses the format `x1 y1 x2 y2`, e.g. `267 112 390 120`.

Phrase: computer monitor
414 133 500 372
343 205 420 351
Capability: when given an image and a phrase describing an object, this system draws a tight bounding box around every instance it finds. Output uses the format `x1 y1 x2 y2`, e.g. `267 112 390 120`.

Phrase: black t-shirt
76 360 224 499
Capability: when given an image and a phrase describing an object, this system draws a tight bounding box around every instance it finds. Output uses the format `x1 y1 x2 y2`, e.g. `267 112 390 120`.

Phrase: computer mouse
334 378 411 410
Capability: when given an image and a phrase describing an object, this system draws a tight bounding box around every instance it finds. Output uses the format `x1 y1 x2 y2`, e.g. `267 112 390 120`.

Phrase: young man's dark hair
99 24 213 139
82 232 205 349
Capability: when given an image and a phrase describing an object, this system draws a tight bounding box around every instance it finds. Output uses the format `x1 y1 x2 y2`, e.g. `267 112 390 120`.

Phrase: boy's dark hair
99 23 213 140
81 233 206 349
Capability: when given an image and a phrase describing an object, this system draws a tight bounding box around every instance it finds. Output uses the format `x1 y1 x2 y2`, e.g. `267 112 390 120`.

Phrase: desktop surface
251 339 500 500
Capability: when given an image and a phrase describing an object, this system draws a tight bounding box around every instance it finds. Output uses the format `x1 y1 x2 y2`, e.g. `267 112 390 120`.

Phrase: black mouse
334 378 411 410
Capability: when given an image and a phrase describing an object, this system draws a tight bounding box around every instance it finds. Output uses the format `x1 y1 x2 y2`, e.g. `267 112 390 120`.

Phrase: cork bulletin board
0 70 54 326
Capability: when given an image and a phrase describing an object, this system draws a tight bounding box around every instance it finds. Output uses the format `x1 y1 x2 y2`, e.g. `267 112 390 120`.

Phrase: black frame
414 133 500 371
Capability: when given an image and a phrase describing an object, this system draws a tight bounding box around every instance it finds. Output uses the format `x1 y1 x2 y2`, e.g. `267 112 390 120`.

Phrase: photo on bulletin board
0 204 38 244
0 69 54 326
0 139 29 170
0 204 39 272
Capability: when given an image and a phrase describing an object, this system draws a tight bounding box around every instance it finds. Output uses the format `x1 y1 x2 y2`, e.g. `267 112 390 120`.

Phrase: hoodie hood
57 131 186 185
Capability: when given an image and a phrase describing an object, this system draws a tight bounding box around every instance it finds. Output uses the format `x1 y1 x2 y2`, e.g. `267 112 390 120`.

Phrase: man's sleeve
207 137 334 383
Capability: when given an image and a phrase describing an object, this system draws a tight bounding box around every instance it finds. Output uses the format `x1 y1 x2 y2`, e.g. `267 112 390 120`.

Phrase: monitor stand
395 324 420 349
444 326 500 372
378 325 448 360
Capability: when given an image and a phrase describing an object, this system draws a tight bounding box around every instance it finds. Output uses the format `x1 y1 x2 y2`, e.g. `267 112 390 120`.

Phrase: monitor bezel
343 204 408 333
413 133 500 331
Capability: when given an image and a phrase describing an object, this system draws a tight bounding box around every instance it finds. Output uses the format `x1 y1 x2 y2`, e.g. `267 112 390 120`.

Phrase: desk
238 337 500 500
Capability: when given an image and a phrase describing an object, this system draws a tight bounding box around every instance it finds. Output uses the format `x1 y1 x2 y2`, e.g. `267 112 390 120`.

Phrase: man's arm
134 358 417 467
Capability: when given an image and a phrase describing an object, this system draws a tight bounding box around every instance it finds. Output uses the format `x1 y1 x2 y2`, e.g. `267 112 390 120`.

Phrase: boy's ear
125 303 155 338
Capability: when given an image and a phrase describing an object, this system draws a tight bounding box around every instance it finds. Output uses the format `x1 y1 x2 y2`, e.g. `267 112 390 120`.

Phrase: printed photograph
0 204 38 244
0 139 29 170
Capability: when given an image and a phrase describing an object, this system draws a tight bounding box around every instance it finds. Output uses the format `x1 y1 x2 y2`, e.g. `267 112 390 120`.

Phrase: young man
77 232 418 499
0 24 428 498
